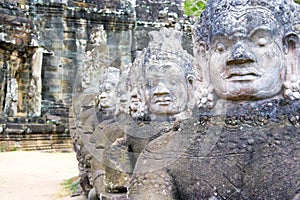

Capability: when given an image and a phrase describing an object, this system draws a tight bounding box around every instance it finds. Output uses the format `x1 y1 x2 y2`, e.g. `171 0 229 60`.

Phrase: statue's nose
99 91 108 99
154 82 171 96
227 43 255 65
120 94 127 102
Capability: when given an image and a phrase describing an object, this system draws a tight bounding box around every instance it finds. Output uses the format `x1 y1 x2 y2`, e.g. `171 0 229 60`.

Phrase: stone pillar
0 51 6 115
28 47 43 117
4 77 18 117
4 51 23 117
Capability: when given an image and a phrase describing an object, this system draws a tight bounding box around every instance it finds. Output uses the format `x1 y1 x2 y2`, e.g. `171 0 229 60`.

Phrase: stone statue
4 77 18 117
4 50 22 117
97 67 120 114
115 65 131 115
124 28 196 175
28 47 43 117
193 0 299 103
127 51 144 120
88 66 125 200
129 1 300 199
135 27 196 121
283 2 300 101
71 26 110 196
76 66 121 198
86 27 197 200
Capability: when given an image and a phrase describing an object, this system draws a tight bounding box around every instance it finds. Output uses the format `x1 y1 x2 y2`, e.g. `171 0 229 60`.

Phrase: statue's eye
170 79 176 85
257 38 267 46
216 43 225 52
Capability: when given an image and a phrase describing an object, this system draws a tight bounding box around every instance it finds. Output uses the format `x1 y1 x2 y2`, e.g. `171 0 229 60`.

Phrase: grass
52 176 79 200
0 145 5 152
62 177 79 194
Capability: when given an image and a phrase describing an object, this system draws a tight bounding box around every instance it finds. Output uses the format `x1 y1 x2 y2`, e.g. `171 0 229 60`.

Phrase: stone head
115 66 131 115
193 0 299 100
126 51 144 118
138 28 196 120
98 67 120 112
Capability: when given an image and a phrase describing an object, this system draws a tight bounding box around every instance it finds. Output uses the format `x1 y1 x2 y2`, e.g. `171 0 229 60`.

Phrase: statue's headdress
193 0 295 48
140 27 195 80
99 67 120 88
291 2 300 35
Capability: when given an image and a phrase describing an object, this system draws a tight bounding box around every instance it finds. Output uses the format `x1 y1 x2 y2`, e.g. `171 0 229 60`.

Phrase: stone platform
0 118 72 151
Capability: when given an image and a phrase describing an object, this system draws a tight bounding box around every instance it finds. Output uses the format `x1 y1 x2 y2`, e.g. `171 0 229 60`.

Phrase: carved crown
141 27 195 79
193 0 295 46
100 67 120 87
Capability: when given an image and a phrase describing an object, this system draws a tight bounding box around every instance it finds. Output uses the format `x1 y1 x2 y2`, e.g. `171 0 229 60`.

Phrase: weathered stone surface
128 0 300 199
10 0 300 199
130 100 300 199
1 0 188 151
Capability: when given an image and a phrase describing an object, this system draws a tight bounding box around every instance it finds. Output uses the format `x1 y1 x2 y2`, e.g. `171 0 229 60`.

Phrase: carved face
116 87 129 114
208 11 285 100
144 62 189 117
129 88 140 114
99 82 117 111
81 72 91 89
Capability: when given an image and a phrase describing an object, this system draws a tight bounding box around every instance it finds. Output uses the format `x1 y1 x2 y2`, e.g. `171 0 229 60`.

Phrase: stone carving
193 0 299 102
283 2 300 101
87 66 130 200
115 66 131 115
71 26 110 196
136 27 196 121
128 51 144 119
4 51 22 117
97 67 120 113
125 28 196 168
28 47 43 117
4 77 18 117
129 1 300 200
0 6 43 119
73 27 197 200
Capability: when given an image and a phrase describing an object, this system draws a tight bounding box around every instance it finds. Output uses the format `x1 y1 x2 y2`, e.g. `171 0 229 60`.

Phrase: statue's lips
119 99 127 104
131 99 139 104
100 99 110 107
221 67 262 81
153 97 172 105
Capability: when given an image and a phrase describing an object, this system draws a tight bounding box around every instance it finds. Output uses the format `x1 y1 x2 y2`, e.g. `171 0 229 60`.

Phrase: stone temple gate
1 1 300 199
0 0 190 151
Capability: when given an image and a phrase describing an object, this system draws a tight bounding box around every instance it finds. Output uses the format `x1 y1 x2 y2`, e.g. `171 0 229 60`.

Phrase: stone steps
0 128 72 151
0 122 72 151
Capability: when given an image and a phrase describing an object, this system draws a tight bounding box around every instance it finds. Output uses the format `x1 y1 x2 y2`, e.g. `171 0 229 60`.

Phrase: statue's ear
193 40 208 83
283 32 300 80
283 32 299 54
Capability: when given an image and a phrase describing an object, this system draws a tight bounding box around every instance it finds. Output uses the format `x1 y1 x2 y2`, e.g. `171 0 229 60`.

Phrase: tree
184 0 300 17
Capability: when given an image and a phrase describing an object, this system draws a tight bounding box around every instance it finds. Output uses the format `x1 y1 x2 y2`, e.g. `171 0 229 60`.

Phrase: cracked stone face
208 10 285 100
99 81 118 112
144 61 189 117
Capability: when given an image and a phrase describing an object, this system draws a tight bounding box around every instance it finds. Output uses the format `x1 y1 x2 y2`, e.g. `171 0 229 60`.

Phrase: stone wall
0 0 190 150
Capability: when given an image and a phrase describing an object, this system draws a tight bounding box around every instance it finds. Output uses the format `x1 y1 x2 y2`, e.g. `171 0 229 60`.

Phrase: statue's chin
215 87 283 101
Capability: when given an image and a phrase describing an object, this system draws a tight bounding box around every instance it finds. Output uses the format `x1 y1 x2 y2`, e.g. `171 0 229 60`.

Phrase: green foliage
184 0 300 17
184 0 207 17
11 147 18 151
62 177 79 194
0 145 5 152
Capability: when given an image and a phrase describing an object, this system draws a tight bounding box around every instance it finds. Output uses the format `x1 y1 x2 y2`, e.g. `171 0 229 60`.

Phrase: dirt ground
0 150 83 200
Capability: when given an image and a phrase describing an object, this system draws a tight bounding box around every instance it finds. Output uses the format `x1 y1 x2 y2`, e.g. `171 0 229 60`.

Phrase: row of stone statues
71 0 300 199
